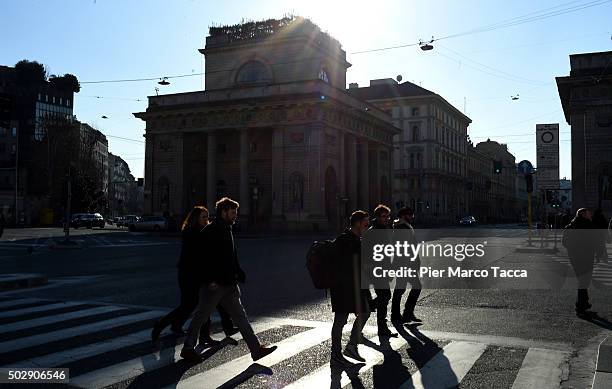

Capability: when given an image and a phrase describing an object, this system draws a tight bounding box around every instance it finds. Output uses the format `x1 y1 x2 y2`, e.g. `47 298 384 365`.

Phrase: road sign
536 124 559 190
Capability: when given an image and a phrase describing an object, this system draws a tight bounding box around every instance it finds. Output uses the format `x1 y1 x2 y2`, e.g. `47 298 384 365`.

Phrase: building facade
79 122 109 195
466 143 493 222
135 17 398 231
108 153 135 217
557 50 612 215
348 78 471 225
0 64 74 225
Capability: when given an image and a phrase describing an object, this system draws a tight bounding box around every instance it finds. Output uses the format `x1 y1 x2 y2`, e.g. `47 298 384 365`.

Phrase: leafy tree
14 59 47 86
49 73 80 93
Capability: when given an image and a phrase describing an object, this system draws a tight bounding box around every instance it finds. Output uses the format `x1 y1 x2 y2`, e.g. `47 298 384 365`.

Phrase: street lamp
419 37 434 51
158 77 170 86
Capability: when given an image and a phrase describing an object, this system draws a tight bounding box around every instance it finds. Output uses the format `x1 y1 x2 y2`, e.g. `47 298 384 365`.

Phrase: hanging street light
158 77 170 86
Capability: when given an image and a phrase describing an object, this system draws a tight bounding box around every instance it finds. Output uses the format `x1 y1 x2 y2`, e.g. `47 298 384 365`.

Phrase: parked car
71 213 105 229
131 216 167 232
122 215 140 230
459 216 477 226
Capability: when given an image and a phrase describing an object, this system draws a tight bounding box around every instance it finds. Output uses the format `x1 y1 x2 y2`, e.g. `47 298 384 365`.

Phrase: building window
67 99 71 107
0 128 6 136
412 107 419 116
236 61 272 84
412 126 419 141
289 172 305 210
0 143 5 153
217 144 226 154
11 127 16 137
410 154 415 169
249 142 257 153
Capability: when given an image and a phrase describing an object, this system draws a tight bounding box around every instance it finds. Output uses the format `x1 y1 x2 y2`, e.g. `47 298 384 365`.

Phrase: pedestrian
180 197 277 361
369 204 397 338
391 207 422 324
592 209 609 263
151 206 238 344
562 208 596 318
330 210 372 366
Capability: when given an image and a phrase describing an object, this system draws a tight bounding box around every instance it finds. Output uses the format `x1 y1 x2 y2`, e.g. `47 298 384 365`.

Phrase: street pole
14 125 19 226
527 191 533 246
64 167 71 242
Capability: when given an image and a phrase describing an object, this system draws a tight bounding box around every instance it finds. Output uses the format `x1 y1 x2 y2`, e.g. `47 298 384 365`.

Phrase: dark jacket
176 226 206 282
563 216 595 279
330 229 371 314
201 218 246 286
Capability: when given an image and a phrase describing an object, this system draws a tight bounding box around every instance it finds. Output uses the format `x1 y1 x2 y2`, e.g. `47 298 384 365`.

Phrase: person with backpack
391 207 422 324
180 197 277 361
330 210 373 366
151 206 238 344
563 208 596 318
369 204 398 338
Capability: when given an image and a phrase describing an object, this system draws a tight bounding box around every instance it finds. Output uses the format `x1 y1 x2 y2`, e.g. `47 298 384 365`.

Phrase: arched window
235 61 272 84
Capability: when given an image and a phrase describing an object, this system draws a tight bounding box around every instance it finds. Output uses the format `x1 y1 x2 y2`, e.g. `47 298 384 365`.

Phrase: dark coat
201 219 246 286
563 216 595 282
176 226 206 284
330 229 371 314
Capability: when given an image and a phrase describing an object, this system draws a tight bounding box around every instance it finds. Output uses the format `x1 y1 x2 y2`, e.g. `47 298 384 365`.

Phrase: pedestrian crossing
553 257 612 288
0 296 571 388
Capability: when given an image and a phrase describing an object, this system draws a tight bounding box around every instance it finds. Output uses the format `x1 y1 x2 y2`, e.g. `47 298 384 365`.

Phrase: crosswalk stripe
398 341 487 389
69 320 280 389
0 310 163 354
0 306 125 334
285 333 407 389
168 325 331 389
0 302 86 318
0 298 42 309
511 347 570 389
4 328 153 369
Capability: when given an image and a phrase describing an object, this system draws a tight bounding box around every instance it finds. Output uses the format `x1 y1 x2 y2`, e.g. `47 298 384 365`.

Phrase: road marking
69 320 279 389
511 347 570 389
0 306 125 333
398 341 487 389
0 298 42 309
0 302 86 318
285 332 407 389
0 310 163 354
167 326 331 389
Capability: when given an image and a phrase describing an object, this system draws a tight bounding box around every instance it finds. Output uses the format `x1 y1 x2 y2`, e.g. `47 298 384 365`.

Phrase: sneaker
343 344 365 362
251 345 278 361
378 325 398 338
180 348 202 361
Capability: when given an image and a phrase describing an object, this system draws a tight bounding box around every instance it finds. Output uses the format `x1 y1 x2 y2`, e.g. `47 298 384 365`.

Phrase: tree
49 73 80 93
14 59 47 86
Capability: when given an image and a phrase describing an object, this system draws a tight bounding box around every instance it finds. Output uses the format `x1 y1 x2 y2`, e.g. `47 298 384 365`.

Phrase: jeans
331 311 370 355
183 284 260 353
392 277 422 318
374 288 391 325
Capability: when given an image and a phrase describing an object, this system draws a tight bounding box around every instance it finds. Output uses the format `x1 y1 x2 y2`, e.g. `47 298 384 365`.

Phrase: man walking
563 208 596 318
392 207 422 324
369 204 397 337
330 210 372 365
180 197 277 361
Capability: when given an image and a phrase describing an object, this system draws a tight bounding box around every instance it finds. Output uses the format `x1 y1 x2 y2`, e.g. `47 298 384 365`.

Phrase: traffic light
493 161 502 174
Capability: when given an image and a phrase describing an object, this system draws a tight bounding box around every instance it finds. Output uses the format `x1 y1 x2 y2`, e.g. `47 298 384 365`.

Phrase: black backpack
306 240 336 289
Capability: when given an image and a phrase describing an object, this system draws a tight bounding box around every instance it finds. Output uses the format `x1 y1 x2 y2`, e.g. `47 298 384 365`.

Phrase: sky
2 0 611 180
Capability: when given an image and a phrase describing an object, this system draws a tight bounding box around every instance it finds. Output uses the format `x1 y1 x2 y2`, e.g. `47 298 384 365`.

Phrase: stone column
239 129 250 217
272 128 284 217
206 132 217 212
338 131 346 220
360 139 370 210
347 134 358 212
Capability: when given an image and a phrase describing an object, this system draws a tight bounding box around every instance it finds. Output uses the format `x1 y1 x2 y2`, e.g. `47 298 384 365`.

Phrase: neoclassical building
134 17 398 230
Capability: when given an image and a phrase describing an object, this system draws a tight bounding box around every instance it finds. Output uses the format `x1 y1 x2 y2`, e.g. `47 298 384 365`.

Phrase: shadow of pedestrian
126 336 234 389
216 363 273 388
578 313 612 330
369 335 412 388
392 323 459 388
330 359 366 389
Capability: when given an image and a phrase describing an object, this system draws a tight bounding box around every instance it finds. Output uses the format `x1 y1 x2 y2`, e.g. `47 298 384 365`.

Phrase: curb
0 273 48 291
593 336 612 389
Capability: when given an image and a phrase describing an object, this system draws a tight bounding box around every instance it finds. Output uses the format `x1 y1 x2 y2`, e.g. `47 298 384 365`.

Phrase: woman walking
152 206 236 343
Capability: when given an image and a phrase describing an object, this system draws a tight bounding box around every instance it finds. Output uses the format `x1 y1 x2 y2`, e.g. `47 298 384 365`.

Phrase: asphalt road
0 226 610 388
